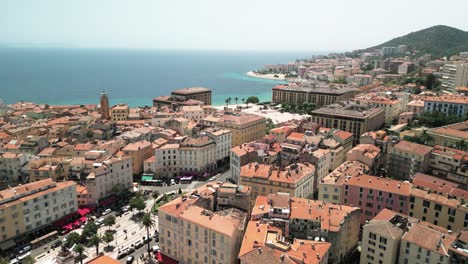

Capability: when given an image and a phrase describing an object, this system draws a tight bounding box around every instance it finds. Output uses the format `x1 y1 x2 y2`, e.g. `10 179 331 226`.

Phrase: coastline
246 71 286 81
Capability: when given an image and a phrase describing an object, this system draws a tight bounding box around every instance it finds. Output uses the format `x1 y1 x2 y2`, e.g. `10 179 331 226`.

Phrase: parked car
152 245 160 253
102 209 112 216
96 218 105 226
18 245 31 255
51 240 62 249
133 240 144 249
170 179 176 185
126 255 135 264
143 236 152 244
122 205 131 212
125 247 135 254
117 251 128 260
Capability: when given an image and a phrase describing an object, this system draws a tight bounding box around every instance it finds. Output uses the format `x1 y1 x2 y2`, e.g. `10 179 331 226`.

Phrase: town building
381 47 397 57
311 102 385 144
346 74 373 87
441 63 468 92
180 105 205 122
361 209 459 264
158 182 250 264
423 95 468 117
171 87 212 105
406 99 425 114
86 156 133 206
204 127 232 165
427 121 468 148
272 82 356 107
387 140 432 180
215 111 266 147
429 145 468 184
110 104 129 122
249 193 361 263
409 186 468 232
354 92 410 125
343 174 411 224
346 144 382 175
153 133 231 177
0 179 77 248
122 140 154 175
240 163 315 207
0 152 31 182
99 91 110 120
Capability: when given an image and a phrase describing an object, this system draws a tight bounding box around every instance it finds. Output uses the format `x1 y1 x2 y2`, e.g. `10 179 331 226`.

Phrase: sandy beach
213 104 309 124
246 71 287 81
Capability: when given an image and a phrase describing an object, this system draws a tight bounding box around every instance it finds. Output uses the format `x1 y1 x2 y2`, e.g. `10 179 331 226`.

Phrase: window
423 200 430 208
379 237 387 244
369 232 377 240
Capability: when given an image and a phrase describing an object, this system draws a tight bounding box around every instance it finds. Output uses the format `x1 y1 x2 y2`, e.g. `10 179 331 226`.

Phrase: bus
180 176 193 184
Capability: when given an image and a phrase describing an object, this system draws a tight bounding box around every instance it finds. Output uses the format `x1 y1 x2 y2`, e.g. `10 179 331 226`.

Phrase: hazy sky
1 0 468 52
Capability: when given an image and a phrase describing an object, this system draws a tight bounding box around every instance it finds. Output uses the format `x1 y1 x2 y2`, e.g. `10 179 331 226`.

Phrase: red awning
78 207 91 216
156 252 178 264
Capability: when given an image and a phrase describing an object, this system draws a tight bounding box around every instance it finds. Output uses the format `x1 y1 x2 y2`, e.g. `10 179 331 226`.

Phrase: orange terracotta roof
346 175 411 196
392 140 432 155
403 223 457 256
87 255 120 264
289 197 360 232
334 130 353 140
241 163 315 184
122 140 152 151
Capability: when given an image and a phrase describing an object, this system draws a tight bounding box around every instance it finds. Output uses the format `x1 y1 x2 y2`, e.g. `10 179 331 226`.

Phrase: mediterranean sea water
0 48 322 107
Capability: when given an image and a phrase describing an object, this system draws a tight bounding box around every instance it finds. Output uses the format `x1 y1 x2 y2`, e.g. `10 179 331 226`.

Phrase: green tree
141 211 157 257
66 232 80 248
104 215 116 231
246 96 259 104
73 243 85 264
89 234 102 256
0 258 9 264
225 98 229 107
419 129 434 145
101 232 114 250
425 73 437 90
234 97 238 105
129 196 146 216
22 255 36 264
242 98 245 105
81 222 98 241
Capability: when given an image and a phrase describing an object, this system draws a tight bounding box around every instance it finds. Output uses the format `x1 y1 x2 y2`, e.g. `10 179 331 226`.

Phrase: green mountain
365 25 468 58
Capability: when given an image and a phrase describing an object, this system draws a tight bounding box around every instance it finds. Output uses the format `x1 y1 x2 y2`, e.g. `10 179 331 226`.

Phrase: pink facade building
343 175 411 224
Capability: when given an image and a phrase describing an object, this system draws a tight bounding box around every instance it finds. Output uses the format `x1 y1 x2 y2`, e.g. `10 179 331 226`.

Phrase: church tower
100 91 110 120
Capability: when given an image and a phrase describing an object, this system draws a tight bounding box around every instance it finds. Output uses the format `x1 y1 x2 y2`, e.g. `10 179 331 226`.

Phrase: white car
102 209 112 216
122 205 131 212
96 218 105 226
152 245 160 252
170 179 176 185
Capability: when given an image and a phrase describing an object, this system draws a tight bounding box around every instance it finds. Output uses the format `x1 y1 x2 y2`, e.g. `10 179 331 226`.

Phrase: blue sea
0 48 322 107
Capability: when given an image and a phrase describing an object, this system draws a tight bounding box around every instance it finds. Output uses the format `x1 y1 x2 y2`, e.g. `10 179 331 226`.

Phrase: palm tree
234 97 238 105
141 211 157 257
22 256 36 264
455 139 467 151
89 234 102 256
225 99 229 107
419 129 434 146
242 98 245 106
228 97 232 105
101 232 114 251
104 215 116 231
73 243 85 264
